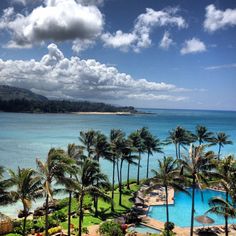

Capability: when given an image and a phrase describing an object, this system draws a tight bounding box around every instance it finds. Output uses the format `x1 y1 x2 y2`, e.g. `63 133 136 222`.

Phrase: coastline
71 111 134 115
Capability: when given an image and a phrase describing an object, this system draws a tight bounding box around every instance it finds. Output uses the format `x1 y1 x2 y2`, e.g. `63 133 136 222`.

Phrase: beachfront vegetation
1 125 236 236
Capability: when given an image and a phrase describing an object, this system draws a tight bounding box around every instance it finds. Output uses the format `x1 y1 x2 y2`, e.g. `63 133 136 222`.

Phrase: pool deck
144 187 174 206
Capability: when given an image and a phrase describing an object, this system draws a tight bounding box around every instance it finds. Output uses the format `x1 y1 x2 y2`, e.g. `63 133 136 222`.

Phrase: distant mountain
0 85 48 102
0 85 137 114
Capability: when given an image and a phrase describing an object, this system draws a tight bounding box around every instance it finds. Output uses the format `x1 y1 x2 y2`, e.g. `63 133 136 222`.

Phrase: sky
0 0 235 111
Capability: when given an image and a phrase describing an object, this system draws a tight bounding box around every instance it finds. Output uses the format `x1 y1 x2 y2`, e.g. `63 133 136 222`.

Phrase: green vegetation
1 125 236 236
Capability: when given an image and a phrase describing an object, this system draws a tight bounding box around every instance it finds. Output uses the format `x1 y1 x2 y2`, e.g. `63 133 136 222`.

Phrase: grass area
6 182 140 235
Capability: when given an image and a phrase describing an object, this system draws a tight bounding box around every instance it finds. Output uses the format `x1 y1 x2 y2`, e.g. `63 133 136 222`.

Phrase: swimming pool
128 224 161 234
148 188 236 227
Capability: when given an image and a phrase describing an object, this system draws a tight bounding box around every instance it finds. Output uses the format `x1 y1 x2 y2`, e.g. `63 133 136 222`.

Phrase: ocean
0 109 236 216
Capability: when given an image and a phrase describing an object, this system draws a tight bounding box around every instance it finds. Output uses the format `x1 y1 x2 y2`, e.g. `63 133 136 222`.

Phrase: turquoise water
148 188 236 227
128 224 161 234
0 109 236 216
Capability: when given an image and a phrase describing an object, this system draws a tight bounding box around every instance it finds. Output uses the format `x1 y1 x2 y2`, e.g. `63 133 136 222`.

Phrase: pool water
128 224 161 234
148 188 236 227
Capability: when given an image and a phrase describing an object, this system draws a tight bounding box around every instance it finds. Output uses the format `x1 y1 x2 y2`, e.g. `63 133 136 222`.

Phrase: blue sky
0 0 235 110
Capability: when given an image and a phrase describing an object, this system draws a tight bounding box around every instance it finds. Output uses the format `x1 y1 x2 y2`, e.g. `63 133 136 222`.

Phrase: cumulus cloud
12 0 42 6
180 38 206 55
0 0 103 48
0 43 188 103
204 4 236 32
159 31 174 50
101 7 187 52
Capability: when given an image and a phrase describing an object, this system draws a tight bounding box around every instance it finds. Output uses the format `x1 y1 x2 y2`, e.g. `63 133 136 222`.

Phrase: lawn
6 182 140 235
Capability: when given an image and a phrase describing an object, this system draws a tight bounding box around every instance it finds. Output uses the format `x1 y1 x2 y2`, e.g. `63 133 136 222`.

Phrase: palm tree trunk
137 152 141 185
78 193 84 236
225 191 229 236
45 194 49 236
111 158 115 212
218 144 221 160
175 143 178 159
165 185 170 236
190 177 196 236
146 151 150 179
117 159 120 184
127 162 130 190
119 159 124 205
68 191 72 236
23 208 27 236
178 143 181 160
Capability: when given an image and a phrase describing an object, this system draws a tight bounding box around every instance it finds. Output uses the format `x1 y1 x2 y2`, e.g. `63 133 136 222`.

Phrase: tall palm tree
210 132 233 159
144 132 163 178
208 155 236 236
79 130 97 157
65 144 81 236
147 156 187 236
166 126 193 159
66 158 111 236
8 168 42 236
207 197 236 236
109 129 125 211
36 148 74 236
194 125 213 145
179 145 216 236
93 132 110 162
129 129 145 185
0 166 12 205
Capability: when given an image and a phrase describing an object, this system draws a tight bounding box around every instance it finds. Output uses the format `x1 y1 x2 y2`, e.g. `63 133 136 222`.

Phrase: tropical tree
0 166 12 205
179 145 216 236
36 148 74 236
166 126 194 159
109 129 125 211
207 197 236 236
207 155 236 236
66 158 111 236
93 132 110 162
8 168 42 236
129 129 145 185
194 125 213 145
79 130 97 157
143 132 163 178
65 144 81 236
147 156 187 236
210 132 233 159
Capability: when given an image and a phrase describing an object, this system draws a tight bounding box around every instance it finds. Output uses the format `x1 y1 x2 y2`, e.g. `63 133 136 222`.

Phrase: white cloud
159 31 174 50
101 7 187 52
205 63 236 70
0 43 188 103
204 4 236 32
12 0 42 6
180 38 206 55
0 0 103 48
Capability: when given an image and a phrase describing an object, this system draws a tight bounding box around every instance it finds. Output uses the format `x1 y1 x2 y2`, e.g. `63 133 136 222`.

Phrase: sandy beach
71 111 133 115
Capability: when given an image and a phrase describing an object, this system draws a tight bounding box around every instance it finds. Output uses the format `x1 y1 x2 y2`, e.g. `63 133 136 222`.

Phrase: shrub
48 226 62 235
99 221 123 236
82 227 89 234
164 222 175 231
52 210 67 222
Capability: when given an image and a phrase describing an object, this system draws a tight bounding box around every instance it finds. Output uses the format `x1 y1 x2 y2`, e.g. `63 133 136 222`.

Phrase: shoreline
71 111 134 115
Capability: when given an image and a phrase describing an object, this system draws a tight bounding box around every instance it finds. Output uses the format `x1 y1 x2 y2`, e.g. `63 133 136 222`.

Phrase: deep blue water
0 109 236 216
148 188 236 227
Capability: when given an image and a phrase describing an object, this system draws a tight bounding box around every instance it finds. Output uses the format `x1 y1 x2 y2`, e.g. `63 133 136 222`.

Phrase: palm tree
143 132 163 178
36 148 74 236
129 129 145 185
0 166 12 205
65 144 81 236
210 132 233 159
194 125 213 145
208 155 236 236
147 156 187 236
207 197 236 236
93 132 110 162
166 126 193 159
179 145 216 236
109 129 125 211
8 168 42 236
79 130 97 157
67 158 111 236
